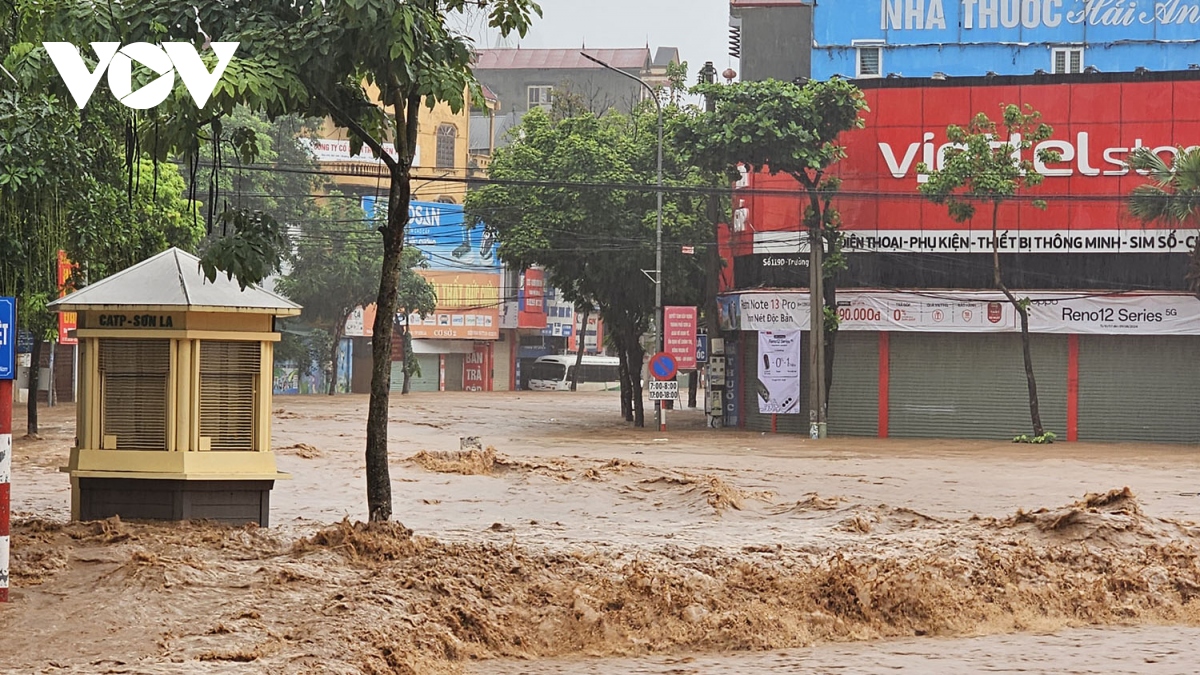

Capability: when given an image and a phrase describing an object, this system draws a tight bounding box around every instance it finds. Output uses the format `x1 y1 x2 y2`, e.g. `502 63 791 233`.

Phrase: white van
527 355 622 391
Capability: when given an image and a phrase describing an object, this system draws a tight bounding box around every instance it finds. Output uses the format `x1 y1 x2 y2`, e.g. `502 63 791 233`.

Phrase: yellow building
305 85 498 204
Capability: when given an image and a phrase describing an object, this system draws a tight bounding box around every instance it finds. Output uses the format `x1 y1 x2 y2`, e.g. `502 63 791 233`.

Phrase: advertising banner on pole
518 268 547 329
664 306 698 371
56 250 78 345
757 331 801 415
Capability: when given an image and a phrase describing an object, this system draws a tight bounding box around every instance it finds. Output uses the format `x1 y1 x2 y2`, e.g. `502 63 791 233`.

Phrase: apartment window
99 339 169 450
199 341 260 451
855 44 883 78
435 124 457 169
527 85 553 111
1052 47 1083 74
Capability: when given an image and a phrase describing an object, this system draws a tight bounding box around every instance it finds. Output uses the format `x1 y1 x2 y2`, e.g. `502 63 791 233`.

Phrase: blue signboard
724 341 740 428
361 196 500 273
811 1 1200 79
0 297 14 380
696 334 709 364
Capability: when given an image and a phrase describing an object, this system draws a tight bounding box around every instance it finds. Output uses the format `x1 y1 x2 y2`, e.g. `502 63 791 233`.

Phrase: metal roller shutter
889 333 1067 440
100 339 170 450
1078 335 1200 443
444 354 465 392
738 332 806 435
741 332 768 432
199 341 260 451
742 331 879 437
828 332 879 437
390 354 441 393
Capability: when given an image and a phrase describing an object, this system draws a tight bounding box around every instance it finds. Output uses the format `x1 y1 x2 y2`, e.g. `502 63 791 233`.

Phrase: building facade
729 0 814 82
718 70 1200 442
812 0 1200 79
472 47 679 150
305 86 473 205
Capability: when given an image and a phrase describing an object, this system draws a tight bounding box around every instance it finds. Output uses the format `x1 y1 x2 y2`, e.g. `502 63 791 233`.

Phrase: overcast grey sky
469 0 735 79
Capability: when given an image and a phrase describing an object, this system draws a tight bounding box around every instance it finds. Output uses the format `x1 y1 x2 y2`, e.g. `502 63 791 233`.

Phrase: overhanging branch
314 89 401 174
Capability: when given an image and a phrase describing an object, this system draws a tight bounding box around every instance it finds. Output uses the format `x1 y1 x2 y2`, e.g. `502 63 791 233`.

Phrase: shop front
719 289 1200 443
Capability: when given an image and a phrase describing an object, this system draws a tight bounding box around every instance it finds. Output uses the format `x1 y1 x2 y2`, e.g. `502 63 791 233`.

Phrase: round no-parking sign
649 352 677 381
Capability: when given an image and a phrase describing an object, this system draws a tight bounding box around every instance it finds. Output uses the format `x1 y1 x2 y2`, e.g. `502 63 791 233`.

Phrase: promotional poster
757 331 802 415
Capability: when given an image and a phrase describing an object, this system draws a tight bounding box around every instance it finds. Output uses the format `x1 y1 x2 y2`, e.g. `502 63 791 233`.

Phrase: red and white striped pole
1 294 12 603
0 376 11 603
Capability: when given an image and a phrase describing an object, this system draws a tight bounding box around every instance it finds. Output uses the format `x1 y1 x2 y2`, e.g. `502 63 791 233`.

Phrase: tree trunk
401 324 412 395
617 340 633 421
571 307 590 391
687 371 698 408
27 337 41 437
991 202 1044 437
628 334 646 428
365 172 410 522
327 323 343 396
1017 304 1045 437
823 232 838 412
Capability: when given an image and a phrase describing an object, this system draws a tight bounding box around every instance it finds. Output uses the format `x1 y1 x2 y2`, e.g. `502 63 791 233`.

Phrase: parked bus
527 355 622 392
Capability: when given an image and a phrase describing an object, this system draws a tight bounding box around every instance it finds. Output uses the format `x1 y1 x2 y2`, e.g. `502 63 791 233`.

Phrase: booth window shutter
99 339 170 450
199 341 260 451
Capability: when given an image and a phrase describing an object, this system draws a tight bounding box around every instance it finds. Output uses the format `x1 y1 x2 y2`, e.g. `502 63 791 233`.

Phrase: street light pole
581 52 665 431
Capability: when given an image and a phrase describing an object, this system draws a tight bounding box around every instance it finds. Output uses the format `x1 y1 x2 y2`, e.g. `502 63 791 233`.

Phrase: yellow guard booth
49 248 301 526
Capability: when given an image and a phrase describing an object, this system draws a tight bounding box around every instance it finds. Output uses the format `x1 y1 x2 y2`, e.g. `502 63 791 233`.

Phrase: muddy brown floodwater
3 391 1200 674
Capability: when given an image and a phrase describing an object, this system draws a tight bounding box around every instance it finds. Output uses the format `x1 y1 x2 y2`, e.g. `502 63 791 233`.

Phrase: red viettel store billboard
735 75 1200 258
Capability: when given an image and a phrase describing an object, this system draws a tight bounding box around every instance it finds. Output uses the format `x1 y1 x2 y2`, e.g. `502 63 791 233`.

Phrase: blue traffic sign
649 352 677 381
696 334 709 363
0 296 15 380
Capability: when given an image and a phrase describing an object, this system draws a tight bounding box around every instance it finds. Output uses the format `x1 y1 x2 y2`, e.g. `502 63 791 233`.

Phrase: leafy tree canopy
467 103 707 424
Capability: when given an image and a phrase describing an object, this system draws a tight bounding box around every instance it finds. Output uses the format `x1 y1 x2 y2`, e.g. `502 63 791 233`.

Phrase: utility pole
808 213 826 439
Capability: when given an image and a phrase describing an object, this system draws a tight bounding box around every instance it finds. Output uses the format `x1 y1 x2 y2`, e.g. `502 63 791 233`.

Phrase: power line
188 161 1167 204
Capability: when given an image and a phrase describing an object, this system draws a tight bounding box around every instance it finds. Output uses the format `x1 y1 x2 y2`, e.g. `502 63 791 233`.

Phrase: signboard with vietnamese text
664 306 698 371
519 268 547 329
737 77 1200 256
462 342 492 391
0 296 14 380
406 270 500 340
720 290 1200 335
57 250 77 345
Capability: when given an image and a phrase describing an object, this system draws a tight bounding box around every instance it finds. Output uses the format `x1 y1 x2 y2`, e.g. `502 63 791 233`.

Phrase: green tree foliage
2 20 199 434
1128 147 1200 293
466 105 708 427
275 194 382 395
10 0 540 518
676 78 868 421
918 104 1057 438
187 107 327 288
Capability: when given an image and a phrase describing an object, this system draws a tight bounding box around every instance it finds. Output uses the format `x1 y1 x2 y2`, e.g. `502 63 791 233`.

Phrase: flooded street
475 626 1200 674
4 391 1200 673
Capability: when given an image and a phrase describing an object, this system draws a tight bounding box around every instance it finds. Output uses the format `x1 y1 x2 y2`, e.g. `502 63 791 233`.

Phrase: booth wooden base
75 477 275 526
